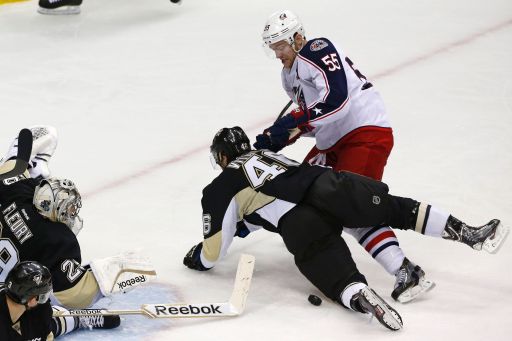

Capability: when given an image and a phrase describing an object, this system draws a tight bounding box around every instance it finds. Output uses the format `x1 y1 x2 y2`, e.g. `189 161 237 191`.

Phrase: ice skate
443 217 509 254
75 310 121 330
391 258 435 303
38 0 83 15
351 286 403 331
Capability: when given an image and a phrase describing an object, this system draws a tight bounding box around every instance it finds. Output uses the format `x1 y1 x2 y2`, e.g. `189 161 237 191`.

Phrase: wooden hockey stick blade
274 100 293 123
0 129 33 180
53 254 256 319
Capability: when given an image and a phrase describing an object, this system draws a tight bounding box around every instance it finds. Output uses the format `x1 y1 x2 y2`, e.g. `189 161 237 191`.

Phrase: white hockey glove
2 125 58 180
89 250 157 296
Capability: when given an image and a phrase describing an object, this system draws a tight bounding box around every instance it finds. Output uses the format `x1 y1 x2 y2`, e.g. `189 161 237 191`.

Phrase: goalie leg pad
90 250 157 296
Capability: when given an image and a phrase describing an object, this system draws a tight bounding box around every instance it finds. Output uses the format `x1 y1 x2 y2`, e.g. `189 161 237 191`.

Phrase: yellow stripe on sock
0 0 30 5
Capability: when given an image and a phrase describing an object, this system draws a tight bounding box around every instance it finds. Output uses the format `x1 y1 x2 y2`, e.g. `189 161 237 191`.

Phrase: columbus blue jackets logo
310 39 328 52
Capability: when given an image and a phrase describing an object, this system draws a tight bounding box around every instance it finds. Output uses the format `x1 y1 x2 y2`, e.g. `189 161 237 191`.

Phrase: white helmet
33 178 83 236
262 10 305 47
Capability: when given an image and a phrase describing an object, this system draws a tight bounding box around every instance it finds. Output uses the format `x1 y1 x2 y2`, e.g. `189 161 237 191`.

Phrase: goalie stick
0 129 33 181
53 254 255 319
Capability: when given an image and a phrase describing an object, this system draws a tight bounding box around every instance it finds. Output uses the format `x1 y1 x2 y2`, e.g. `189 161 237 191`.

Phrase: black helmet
210 127 251 165
5 261 53 305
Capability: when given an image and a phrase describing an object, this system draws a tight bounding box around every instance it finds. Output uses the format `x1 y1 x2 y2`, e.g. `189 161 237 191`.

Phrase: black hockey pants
278 170 419 302
279 203 367 302
303 170 418 230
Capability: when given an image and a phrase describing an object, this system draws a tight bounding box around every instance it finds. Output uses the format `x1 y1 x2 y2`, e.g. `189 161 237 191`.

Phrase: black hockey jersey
0 289 53 341
199 150 327 268
0 176 86 294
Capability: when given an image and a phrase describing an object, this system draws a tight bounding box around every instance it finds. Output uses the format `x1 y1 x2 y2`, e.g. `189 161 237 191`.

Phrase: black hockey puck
308 294 322 306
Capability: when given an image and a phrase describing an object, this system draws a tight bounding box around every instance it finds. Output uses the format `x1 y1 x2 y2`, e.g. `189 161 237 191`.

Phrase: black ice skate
74 310 121 330
38 0 83 15
351 286 403 331
443 217 509 254
391 258 435 303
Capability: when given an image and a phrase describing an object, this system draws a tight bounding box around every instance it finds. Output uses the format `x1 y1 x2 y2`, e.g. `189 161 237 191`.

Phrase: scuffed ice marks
60 282 180 340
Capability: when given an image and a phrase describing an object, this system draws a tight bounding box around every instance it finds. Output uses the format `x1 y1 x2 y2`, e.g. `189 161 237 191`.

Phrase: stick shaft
274 100 293 123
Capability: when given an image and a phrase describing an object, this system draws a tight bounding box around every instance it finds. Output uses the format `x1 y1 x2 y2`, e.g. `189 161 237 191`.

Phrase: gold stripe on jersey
47 332 55 341
235 187 276 218
53 271 100 309
203 231 223 263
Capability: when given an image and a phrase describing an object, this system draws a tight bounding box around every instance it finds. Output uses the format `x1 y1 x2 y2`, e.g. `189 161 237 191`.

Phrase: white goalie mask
262 10 305 56
33 178 83 236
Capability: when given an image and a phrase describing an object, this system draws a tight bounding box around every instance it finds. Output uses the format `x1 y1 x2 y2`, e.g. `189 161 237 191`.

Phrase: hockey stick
53 254 255 319
0 129 33 181
274 100 293 123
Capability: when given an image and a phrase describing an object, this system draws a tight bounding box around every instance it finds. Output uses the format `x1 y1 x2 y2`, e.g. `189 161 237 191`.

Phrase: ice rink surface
1 0 511 340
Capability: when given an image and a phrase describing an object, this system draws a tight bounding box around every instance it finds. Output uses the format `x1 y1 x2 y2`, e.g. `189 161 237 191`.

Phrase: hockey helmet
5 261 53 305
210 127 251 167
262 10 305 52
33 178 83 235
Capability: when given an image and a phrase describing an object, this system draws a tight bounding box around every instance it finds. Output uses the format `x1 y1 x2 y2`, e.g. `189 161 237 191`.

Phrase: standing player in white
254 10 432 302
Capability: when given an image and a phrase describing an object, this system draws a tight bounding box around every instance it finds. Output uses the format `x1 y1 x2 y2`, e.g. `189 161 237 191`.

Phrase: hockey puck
308 294 322 306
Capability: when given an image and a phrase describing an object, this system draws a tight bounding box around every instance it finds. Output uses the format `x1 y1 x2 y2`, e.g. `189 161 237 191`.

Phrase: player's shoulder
299 37 339 60
202 152 257 199
0 176 37 200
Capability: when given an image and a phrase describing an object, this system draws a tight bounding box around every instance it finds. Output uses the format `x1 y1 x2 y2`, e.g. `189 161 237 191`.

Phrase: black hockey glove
183 243 210 271
253 125 289 152
253 110 309 152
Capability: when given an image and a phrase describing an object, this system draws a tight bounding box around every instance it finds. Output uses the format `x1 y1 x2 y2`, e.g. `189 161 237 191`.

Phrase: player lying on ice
0 126 157 336
183 126 509 331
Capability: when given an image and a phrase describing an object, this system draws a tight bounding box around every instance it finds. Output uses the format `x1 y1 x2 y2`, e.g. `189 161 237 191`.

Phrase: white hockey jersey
281 37 390 150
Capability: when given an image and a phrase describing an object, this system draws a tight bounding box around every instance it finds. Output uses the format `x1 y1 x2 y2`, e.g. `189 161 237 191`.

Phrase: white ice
1 0 511 340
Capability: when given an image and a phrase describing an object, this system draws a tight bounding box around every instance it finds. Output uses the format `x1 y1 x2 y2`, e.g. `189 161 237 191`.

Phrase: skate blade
37 6 81 15
362 288 403 331
483 222 509 254
397 278 436 303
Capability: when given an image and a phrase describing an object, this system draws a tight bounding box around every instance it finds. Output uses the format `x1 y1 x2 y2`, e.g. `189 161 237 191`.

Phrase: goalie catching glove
253 108 311 152
183 243 211 271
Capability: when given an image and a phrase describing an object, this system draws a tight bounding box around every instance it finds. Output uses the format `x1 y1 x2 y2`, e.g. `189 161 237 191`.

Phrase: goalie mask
210 126 251 168
33 178 83 235
262 10 305 55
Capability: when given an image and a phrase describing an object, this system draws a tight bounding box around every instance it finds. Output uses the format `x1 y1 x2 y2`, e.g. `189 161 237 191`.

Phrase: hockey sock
345 226 403 275
412 203 450 238
51 306 79 336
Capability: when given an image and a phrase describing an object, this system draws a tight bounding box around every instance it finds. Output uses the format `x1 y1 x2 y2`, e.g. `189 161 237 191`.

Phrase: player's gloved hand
183 243 210 271
253 132 282 152
253 108 310 152
234 221 251 238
